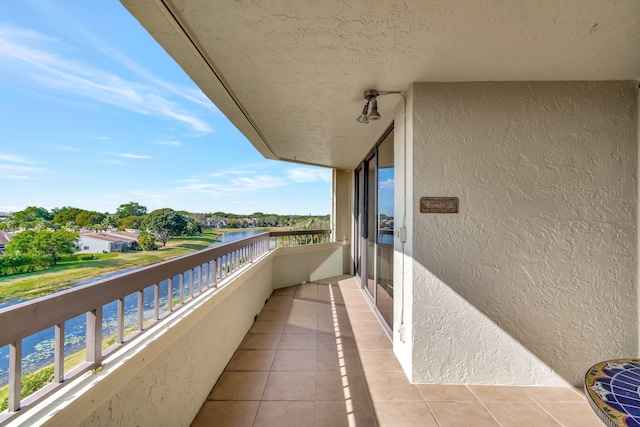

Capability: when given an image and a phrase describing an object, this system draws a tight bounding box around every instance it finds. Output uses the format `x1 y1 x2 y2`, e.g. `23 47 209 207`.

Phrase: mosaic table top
585 359 640 427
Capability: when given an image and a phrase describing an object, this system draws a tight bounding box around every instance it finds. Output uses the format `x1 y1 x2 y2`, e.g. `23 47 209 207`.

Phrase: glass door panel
354 167 363 279
365 155 376 298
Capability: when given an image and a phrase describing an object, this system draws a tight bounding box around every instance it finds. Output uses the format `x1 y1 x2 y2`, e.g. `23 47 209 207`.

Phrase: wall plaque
420 197 459 213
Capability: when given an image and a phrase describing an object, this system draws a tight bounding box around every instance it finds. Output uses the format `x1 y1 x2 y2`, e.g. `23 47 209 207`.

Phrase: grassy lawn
0 230 221 303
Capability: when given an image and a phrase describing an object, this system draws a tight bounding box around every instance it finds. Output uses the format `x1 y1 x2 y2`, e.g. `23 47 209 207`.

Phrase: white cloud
379 178 394 190
0 153 37 164
0 165 41 180
70 24 219 113
287 167 331 183
176 174 285 196
0 24 213 134
0 153 43 180
153 140 182 146
113 153 152 160
236 175 285 190
207 169 247 178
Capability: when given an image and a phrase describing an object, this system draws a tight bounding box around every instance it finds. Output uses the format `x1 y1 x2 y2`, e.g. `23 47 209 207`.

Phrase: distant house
78 231 139 253
0 231 10 255
110 230 141 241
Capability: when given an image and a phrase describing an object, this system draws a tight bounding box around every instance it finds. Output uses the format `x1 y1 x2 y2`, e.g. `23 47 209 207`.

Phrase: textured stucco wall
409 81 637 386
272 242 349 288
332 169 352 243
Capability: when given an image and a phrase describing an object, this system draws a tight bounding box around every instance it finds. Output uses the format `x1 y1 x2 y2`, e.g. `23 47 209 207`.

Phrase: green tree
142 209 187 246
7 230 39 254
227 218 243 228
52 207 83 225
11 206 53 223
188 213 208 229
65 221 80 232
75 210 105 228
264 215 279 227
102 215 118 230
137 231 157 251
183 218 202 236
118 215 144 230
6 229 79 264
0 252 53 276
5 218 16 233
116 202 147 219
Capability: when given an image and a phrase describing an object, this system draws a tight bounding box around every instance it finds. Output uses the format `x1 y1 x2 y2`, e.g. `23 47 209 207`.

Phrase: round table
585 359 640 427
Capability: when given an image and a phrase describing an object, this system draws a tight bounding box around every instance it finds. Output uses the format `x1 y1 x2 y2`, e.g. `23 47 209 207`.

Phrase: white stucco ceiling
122 0 640 170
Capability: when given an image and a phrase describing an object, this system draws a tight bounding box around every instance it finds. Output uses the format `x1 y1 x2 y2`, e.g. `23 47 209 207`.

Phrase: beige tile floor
191 276 602 427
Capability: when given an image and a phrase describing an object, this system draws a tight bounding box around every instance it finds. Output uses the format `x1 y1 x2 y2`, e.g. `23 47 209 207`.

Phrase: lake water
212 229 265 246
0 230 266 386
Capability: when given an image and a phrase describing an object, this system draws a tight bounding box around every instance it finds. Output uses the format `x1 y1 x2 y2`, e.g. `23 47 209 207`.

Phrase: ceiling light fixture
368 98 381 121
356 89 404 123
356 90 378 124
356 101 370 123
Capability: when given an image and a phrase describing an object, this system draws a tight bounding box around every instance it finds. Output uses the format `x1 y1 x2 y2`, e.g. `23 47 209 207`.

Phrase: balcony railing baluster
153 283 160 321
54 323 64 383
189 268 195 299
204 262 209 288
86 307 102 367
117 298 125 343
8 340 21 412
137 290 144 331
167 277 173 313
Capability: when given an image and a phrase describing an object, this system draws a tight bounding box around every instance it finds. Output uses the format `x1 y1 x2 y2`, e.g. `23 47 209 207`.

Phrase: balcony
1 231 598 426
192 278 600 427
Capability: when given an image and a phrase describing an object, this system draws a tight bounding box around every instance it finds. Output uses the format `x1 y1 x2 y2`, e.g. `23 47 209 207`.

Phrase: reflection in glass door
376 134 394 327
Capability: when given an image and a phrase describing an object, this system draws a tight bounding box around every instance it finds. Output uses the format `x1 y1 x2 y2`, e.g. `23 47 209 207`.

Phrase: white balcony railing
0 230 331 425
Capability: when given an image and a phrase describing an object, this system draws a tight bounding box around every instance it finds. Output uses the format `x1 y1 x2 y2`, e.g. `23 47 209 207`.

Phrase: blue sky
0 1 331 215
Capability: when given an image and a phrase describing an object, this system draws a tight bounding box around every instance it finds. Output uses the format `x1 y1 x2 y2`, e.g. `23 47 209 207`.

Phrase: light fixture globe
357 90 380 124
356 102 370 123
368 98 381 120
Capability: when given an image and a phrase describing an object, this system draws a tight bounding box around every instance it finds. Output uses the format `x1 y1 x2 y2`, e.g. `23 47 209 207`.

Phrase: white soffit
121 0 640 170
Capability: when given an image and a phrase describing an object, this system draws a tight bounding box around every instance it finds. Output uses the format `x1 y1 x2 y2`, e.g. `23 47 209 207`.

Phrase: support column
331 169 352 243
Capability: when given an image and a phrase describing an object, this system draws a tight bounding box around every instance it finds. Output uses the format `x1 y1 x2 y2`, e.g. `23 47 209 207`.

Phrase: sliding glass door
376 133 394 327
354 127 394 331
